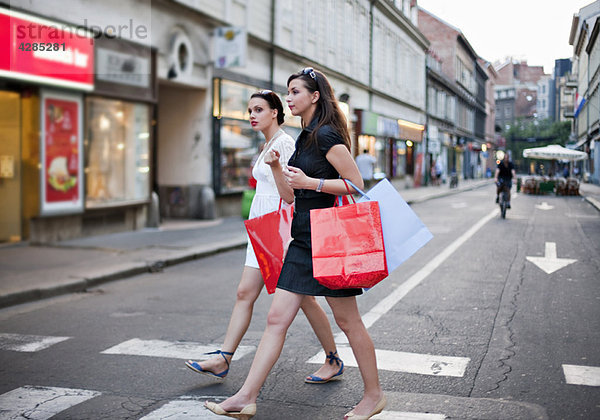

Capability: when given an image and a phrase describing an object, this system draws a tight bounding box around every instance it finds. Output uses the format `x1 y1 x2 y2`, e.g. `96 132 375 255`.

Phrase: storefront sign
214 26 247 69
378 116 400 138
359 110 423 140
0 8 94 90
96 47 150 87
360 110 379 136
40 90 84 215
398 119 424 143
359 110 399 138
428 138 441 154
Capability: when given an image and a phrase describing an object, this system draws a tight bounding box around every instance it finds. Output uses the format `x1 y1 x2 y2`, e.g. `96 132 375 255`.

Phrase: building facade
555 72 577 122
494 59 547 131
0 0 430 243
552 58 573 122
424 51 455 183
354 0 428 186
569 0 600 184
536 75 552 120
418 7 487 180
480 59 499 176
0 1 157 243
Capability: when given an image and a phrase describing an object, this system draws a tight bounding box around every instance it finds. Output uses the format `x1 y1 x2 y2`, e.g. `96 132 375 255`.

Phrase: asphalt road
0 185 598 419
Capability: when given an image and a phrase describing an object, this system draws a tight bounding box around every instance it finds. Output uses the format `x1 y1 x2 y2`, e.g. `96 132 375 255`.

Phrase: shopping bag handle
336 180 355 206
335 179 371 206
343 179 371 200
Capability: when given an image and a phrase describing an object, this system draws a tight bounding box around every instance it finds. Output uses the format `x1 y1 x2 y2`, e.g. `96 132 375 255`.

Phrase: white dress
245 130 296 268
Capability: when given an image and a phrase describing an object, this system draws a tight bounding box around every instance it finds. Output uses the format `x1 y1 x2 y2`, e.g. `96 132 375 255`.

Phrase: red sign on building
0 8 94 90
41 91 84 215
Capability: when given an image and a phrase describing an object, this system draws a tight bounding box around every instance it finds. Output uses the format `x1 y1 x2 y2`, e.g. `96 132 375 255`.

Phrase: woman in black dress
205 68 385 420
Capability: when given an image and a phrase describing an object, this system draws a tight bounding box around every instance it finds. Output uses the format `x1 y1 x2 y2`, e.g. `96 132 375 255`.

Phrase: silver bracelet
316 178 325 192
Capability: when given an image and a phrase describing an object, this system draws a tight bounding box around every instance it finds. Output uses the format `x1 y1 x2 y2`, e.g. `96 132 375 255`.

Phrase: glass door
0 91 21 242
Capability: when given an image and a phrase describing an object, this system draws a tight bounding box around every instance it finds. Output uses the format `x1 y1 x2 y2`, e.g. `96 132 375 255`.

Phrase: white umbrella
522 144 587 161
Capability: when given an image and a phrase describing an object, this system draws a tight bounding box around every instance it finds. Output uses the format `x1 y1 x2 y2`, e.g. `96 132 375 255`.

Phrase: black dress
276 119 362 298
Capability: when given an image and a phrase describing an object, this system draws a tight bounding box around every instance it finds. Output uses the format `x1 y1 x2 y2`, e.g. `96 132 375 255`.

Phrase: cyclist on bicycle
494 154 516 208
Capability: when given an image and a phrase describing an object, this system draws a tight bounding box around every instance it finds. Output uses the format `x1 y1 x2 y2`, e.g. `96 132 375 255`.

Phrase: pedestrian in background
185 90 342 385
435 158 443 184
494 153 516 208
430 157 442 186
205 68 385 420
355 149 377 190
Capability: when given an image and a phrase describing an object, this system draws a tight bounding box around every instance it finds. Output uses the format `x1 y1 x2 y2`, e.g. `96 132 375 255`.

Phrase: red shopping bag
244 201 293 294
310 186 388 289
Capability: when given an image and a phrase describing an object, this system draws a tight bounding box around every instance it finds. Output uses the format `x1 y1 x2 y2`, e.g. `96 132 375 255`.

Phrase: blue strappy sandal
185 350 233 379
305 350 344 384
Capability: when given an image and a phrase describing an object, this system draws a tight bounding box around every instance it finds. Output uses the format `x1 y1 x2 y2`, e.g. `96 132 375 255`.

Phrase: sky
417 0 592 74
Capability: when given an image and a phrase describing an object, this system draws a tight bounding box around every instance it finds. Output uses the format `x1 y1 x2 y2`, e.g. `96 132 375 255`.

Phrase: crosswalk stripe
563 364 600 386
308 346 469 377
100 338 255 361
139 396 222 419
0 386 100 420
0 333 70 352
373 412 446 420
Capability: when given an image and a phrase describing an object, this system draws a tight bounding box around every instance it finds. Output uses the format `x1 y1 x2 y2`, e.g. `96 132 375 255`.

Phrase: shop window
375 138 388 179
395 140 406 177
85 97 150 207
216 79 299 194
220 118 262 193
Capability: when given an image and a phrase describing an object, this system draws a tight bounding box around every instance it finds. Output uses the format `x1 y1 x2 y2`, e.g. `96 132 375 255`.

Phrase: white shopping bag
358 179 433 273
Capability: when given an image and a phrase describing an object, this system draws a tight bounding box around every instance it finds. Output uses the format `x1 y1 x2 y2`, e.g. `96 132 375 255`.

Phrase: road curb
406 180 493 204
0 239 247 309
584 196 600 212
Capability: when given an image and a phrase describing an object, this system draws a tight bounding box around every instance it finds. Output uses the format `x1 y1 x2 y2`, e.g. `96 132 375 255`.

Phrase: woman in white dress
185 90 343 384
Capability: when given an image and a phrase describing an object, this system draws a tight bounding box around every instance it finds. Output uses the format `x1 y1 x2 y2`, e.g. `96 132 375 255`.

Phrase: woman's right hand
264 149 281 168
284 166 310 190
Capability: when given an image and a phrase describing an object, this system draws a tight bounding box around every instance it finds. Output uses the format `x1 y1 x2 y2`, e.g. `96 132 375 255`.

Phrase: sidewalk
3 177 597 309
580 181 600 211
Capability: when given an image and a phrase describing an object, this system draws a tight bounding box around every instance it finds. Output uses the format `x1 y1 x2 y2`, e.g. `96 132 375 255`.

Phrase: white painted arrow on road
535 202 554 210
526 242 577 274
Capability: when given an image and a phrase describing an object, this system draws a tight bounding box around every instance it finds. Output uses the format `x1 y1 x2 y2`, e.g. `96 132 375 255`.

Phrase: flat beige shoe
344 394 386 420
204 401 256 419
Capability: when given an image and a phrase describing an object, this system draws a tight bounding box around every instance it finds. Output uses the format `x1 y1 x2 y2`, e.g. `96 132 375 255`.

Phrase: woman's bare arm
285 145 364 195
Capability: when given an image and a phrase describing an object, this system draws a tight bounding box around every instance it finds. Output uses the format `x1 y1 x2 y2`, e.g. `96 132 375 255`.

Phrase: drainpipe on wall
269 0 275 89
424 60 430 186
369 0 377 110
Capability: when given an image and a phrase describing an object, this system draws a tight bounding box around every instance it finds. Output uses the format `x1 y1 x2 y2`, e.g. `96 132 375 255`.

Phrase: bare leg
300 296 342 380
192 268 335 378
212 289 303 412
326 296 383 417
193 266 263 375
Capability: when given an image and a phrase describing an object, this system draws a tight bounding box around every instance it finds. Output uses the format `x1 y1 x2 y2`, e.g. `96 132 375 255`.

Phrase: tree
503 119 571 172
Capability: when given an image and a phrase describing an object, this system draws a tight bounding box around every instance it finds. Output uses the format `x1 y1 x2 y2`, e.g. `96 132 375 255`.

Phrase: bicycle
497 180 511 219
449 172 459 188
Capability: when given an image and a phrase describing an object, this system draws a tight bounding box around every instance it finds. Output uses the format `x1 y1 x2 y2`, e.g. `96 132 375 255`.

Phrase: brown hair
287 69 350 151
250 90 285 125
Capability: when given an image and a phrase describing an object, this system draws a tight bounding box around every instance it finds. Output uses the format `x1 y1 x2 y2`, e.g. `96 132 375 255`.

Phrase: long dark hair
287 69 350 151
250 90 285 125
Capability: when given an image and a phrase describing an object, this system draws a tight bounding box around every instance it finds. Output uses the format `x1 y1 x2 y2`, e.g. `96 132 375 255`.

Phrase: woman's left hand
284 166 310 189
264 149 281 168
